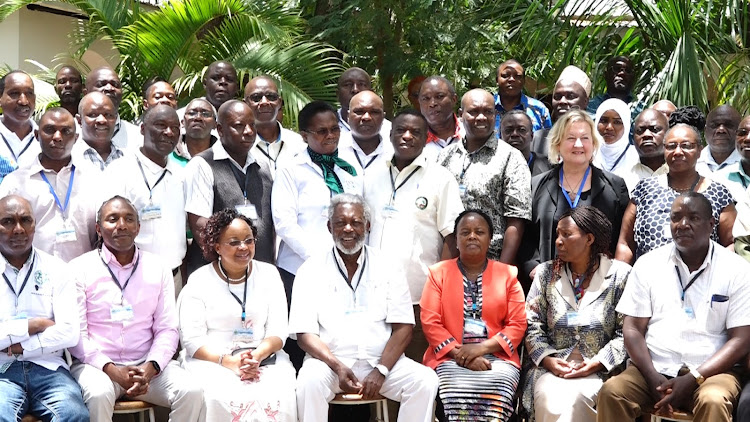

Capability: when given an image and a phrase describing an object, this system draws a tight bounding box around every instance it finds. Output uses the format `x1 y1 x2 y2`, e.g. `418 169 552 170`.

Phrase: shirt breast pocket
364 282 388 322
706 294 730 334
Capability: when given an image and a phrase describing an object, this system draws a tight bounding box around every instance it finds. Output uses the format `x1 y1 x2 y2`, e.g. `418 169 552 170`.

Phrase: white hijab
593 98 633 172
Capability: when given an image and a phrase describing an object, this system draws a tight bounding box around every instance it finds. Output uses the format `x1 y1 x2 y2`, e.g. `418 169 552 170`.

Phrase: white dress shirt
0 117 40 171
696 147 742 174
249 123 306 175
616 242 750 377
271 148 363 274
337 108 392 141
0 249 79 371
102 149 187 269
619 161 669 193
0 156 98 262
111 116 143 150
288 246 414 367
364 151 463 303
338 131 394 175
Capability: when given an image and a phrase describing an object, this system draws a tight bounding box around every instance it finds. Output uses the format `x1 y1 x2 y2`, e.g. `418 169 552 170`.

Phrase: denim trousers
0 360 89 422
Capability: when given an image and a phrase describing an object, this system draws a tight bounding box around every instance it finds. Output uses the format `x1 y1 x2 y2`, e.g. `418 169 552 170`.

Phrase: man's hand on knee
360 369 385 399
334 364 362 394
655 375 698 412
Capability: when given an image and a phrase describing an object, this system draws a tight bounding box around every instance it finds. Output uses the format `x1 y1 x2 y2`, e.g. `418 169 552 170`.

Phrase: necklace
668 173 701 193
217 257 248 283
563 168 586 194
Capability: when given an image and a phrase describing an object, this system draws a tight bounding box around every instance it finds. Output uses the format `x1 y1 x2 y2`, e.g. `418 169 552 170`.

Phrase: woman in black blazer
519 110 629 290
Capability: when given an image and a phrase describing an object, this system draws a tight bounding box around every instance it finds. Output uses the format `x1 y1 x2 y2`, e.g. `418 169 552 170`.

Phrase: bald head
461 88 494 109
217 100 256 156
78 92 117 144
706 104 741 156
461 89 496 143
652 100 676 120
85 67 122 109
633 108 669 159
337 67 372 112
243 76 281 124
0 195 35 263
348 91 385 140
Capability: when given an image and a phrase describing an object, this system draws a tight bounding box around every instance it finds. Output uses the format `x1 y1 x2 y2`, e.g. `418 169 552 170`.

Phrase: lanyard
226 268 250 323
229 162 248 199
99 250 140 293
459 155 473 184
457 259 487 319
136 158 168 202
39 166 75 219
333 247 367 294
527 152 534 168
255 141 284 169
675 248 713 301
2 253 36 308
560 166 591 209
0 131 34 161
354 150 378 170
608 144 631 172
389 166 420 201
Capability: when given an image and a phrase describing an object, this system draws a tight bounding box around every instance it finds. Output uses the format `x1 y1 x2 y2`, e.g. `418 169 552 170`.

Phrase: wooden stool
647 409 694 422
113 400 156 422
330 393 390 422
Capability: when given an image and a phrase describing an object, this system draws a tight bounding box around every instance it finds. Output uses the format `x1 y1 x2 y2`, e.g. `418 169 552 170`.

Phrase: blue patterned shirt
494 93 552 136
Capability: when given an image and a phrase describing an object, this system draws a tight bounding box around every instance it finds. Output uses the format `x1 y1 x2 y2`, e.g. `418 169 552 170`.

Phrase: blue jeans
0 361 89 422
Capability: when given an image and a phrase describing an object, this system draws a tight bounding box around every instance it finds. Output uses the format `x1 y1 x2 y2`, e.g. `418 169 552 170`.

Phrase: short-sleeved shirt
249 123 306 176
616 242 750 376
631 175 734 259
438 137 532 259
288 246 414 367
0 117 39 179
493 93 552 135
339 132 394 176
715 161 750 201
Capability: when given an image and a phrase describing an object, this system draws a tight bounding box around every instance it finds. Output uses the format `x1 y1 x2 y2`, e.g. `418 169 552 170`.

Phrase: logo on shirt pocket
415 196 428 210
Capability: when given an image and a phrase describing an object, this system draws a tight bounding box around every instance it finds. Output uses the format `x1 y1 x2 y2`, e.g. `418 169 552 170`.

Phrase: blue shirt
494 93 552 136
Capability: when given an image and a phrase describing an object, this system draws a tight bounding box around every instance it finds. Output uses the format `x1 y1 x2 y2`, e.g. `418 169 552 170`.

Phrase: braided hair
552 205 612 279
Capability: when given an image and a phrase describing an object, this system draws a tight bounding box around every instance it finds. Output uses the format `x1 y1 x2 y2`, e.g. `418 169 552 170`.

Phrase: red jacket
420 258 527 369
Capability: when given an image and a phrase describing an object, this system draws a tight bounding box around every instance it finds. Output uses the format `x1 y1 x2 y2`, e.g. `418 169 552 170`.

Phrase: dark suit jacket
530 152 552 177
519 164 630 289
531 128 550 157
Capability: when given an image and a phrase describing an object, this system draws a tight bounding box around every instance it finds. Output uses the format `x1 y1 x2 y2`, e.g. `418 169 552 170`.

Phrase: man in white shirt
0 195 88 421
716 115 750 201
336 68 391 139
364 109 463 361
243 75 305 174
696 105 742 174
72 92 126 172
141 78 177 111
102 105 186 294
0 71 40 180
598 192 750 421
418 76 464 160
290 193 438 422
339 90 393 174
621 108 670 192
0 108 97 262
84 67 141 150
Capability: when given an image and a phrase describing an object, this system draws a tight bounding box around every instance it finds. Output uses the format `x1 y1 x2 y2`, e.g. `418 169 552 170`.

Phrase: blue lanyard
527 152 534 168
39 166 75 218
2 252 36 308
608 144 631 172
0 132 34 161
560 166 591 209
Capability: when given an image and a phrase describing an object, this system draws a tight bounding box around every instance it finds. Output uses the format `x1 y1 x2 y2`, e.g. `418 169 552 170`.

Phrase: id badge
11 312 27 321
383 204 399 219
110 304 134 322
236 203 258 220
232 327 254 343
56 220 77 243
683 306 695 319
567 311 585 326
464 317 486 336
140 203 162 220
458 184 468 198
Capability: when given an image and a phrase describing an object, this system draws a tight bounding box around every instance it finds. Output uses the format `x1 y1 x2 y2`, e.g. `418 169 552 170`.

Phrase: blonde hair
547 109 599 164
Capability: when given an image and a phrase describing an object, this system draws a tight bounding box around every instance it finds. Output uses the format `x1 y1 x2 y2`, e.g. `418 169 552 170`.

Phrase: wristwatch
150 360 161 374
689 368 705 385
375 364 389 378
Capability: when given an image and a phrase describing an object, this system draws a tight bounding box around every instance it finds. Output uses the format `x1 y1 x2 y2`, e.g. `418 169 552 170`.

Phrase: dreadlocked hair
551 205 613 279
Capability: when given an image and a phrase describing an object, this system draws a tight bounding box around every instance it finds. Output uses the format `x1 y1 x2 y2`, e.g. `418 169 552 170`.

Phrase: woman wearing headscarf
592 98 639 175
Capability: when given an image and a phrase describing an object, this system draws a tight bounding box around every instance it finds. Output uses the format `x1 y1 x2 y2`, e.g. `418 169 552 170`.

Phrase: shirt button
575 335 580 340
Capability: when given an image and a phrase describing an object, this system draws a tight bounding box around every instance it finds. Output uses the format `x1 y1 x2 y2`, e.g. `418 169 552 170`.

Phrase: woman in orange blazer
421 209 527 422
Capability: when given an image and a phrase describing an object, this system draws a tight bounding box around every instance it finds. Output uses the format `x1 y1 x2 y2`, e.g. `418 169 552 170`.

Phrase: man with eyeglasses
0 108 97 263
716 115 750 201
697 105 742 174
338 90 393 174
336 68 392 140
101 105 187 295
620 108 670 192
185 100 275 276
69 195 204 422
244 76 305 175
171 98 217 165
0 71 40 181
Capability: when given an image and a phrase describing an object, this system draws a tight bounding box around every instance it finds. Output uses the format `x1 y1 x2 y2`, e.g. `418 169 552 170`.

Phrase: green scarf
308 147 357 195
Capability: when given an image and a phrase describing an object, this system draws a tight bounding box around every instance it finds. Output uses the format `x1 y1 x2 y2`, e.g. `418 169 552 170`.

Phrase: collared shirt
111 115 143 150
697 148 743 174
716 161 750 201
102 149 187 269
438 136 532 259
69 245 178 371
170 134 218 167
177 97 220 139
249 123 306 175
493 93 552 134
620 161 670 193
0 249 79 371
0 156 97 262
71 138 127 172
185 141 257 219
0 117 40 179
337 108 393 141
616 242 750 377
364 151 463 303
288 246 414 367
271 148 363 274
339 131 394 175
424 114 465 162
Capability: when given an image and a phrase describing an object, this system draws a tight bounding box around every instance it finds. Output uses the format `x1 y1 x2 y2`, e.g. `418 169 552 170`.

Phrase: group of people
1 53 750 422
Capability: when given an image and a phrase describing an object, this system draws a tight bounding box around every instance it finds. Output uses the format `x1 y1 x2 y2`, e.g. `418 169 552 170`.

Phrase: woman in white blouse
177 208 296 422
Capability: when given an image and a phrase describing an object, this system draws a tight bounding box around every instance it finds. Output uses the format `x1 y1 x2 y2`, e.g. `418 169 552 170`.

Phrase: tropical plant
0 0 345 126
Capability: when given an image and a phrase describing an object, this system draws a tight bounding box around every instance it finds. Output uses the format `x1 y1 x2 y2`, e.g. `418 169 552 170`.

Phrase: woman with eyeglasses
616 123 736 263
177 208 296 421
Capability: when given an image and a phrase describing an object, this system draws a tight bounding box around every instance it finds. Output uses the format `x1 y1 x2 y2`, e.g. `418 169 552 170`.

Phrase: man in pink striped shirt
69 196 203 421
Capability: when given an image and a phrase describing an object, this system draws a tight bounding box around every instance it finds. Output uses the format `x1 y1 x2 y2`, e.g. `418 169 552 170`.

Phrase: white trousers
71 360 205 422
533 371 603 422
296 355 438 422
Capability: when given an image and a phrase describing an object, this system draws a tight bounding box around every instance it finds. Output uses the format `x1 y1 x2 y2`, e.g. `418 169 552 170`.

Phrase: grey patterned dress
521 256 631 420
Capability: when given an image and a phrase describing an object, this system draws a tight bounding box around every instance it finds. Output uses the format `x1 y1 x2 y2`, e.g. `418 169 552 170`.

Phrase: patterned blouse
521 256 631 419
438 136 532 259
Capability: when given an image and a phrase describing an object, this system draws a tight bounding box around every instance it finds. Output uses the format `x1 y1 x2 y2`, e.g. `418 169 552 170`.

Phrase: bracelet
218 354 225 366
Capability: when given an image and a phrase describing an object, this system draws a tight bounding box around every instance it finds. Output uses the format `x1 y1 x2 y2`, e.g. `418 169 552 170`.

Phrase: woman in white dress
178 208 296 422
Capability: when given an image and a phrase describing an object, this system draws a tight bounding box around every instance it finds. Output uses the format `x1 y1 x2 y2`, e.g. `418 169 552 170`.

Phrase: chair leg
148 408 156 422
381 400 389 422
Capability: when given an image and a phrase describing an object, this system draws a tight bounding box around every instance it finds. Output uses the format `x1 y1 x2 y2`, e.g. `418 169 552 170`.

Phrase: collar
135 147 178 174
333 245 366 290
461 134 498 155
670 241 715 276
113 115 123 136
426 114 462 144
27 154 76 174
349 134 385 159
633 161 669 175
212 140 256 170
256 121 285 144
0 248 35 274
337 108 351 131
598 92 635 105
493 92 530 112
698 147 742 168
387 149 429 173
0 116 38 141
174 134 218 160
101 244 139 269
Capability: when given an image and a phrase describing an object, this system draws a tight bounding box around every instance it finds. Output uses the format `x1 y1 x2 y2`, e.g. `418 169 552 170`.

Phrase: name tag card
464 317 487 336
232 327 254 343
236 203 258 220
56 220 77 243
382 205 399 219
110 304 134 322
140 204 162 220
567 311 586 327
